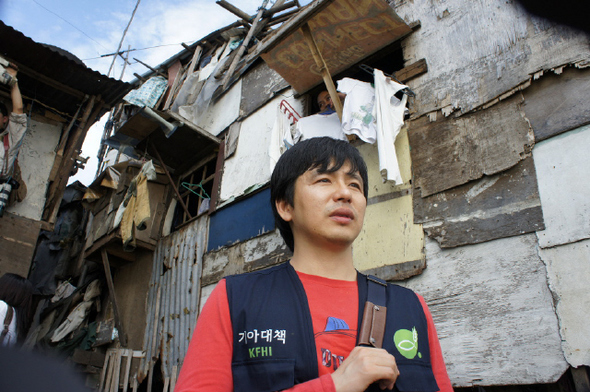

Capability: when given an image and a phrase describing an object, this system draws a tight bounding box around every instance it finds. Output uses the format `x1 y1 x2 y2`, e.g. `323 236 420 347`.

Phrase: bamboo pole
300 22 343 121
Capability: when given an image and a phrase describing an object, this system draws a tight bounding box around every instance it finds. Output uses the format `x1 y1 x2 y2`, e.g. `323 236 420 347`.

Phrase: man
317 90 346 114
0 64 27 215
176 137 452 392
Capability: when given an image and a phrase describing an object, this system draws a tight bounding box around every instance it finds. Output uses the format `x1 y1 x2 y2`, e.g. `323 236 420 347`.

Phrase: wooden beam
101 249 128 347
221 3 269 90
572 367 590 392
150 142 192 220
185 45 203 75
394 58 428 83
216 0 252 22
300 23 343 121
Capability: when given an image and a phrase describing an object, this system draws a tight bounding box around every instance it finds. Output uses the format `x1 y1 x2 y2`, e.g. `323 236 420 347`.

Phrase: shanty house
24 0 590 391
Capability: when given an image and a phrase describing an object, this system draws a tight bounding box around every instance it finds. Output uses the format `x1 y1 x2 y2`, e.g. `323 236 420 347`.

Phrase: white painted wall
400 235 567 386
539 239 590 367
533 124 590 248
394 0 590 114
219 91 305 201
8 116 61 221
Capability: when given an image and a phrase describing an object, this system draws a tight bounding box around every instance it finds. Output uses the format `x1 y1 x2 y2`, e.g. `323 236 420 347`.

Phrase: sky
0 0 273 185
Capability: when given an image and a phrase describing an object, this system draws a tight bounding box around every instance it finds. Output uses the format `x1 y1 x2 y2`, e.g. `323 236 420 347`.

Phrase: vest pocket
232 358 296 392
394 360 439 392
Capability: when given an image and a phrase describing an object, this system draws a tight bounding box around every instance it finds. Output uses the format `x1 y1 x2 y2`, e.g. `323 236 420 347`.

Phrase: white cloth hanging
373 69 408 184
337 78 377 143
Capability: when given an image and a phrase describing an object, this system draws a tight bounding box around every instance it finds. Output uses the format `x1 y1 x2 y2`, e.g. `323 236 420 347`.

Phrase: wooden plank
239 61 289 119
401 234 567 386
394 58 428 83
572 367 590 392
408 94 534 197
413 157 545 248
0 212 41 277
522 66 590 142
101 249 128 347
260 0 412 93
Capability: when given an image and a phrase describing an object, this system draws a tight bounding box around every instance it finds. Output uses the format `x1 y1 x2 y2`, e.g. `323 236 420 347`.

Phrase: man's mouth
330 208 354 223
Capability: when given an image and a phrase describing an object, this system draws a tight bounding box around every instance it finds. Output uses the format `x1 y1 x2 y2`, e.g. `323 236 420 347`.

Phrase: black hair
0 273 34 342
270 137 369 252
0 101 7 117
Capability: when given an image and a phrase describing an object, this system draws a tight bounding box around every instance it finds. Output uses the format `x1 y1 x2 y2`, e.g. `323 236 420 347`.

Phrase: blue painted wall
207 188 275 251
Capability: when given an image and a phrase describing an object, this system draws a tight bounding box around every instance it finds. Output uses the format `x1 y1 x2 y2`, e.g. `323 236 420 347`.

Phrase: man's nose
332 181 352 201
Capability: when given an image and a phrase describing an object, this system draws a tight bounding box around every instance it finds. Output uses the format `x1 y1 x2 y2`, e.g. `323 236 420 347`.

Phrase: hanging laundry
373 69 408 184
123 76 168 108
337 77 377 144
292 111 347 143
117 161 157 252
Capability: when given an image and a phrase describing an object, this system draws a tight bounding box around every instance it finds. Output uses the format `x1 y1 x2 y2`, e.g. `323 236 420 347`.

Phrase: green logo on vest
393 327 421 359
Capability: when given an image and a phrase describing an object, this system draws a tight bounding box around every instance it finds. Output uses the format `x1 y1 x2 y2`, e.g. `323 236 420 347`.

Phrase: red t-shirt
175 273 453 392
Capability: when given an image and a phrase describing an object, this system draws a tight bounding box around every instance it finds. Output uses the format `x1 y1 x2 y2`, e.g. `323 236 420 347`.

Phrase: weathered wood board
239 61 289 119
522 66 590 142
400 235 567 386
413 157 544 248
202 229 290 286
0 212 41 277
394 0 590 116
538 239 590 367
408 94 534 197
533 124 590 248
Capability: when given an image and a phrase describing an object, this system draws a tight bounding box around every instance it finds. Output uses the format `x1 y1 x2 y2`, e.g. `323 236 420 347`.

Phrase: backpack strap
1 304 14 344
358 275 387 348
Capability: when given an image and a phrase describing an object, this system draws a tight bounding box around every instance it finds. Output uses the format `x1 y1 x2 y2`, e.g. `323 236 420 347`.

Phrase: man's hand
331 346 399 392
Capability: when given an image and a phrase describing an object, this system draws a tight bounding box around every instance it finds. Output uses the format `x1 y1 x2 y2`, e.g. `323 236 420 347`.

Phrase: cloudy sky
1 0 274 185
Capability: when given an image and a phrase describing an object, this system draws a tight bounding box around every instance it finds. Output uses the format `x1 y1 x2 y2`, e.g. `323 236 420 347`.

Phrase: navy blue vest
226 262 439 392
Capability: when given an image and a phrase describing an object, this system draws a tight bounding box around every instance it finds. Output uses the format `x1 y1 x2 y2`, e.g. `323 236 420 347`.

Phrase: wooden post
572 367 590 392
101 249 128 347
300 23 343 121
221 3 267 89
186 45 203 75
150 142 192 220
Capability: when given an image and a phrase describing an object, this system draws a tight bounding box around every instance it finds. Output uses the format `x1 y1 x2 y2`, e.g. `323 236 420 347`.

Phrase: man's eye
350 182 361 189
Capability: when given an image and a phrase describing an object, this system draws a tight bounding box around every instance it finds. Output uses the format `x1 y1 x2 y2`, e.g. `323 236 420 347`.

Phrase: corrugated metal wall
138 216 208 385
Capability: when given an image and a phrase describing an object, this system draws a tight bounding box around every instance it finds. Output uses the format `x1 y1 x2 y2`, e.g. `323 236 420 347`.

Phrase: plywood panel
0 212 41 277
400 235 567 386
414 157 544 248
533 124 590 248
202 229 290 286
408 95 534 197
522 66 590 142
240 62 290 119
395 0 590 116
539 239 590 367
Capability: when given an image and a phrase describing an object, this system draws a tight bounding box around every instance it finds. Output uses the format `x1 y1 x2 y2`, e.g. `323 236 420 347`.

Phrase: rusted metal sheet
138 217 207 383
260 0 411 94
522 66 590 142
408 94 534 198
239 62 289 119
413 157 544 248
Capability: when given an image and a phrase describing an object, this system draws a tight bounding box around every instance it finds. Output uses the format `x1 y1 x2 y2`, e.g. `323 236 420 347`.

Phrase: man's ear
275 199 293 222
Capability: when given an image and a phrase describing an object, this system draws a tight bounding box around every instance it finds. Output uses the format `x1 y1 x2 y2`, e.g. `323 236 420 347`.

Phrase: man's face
0 113 7 130
278 161 367 250
317 91 333 112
